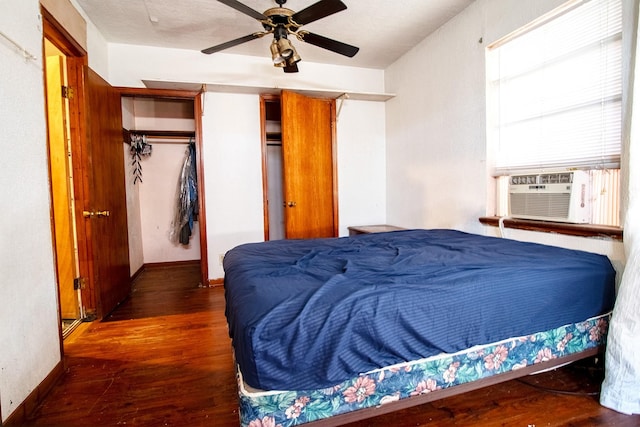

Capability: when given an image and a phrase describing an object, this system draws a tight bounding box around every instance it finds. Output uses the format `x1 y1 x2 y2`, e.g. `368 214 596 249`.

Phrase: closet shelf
128 130 195 138
266 132 281 142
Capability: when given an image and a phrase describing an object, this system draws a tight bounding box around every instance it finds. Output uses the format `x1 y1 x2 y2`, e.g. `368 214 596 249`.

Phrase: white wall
0 1 61 421
202 92 265 277
385 0 571 232
122 98 145 275
107 43 385 93
384 0 625 274
69 0 109 77
107 43 388 279
336 99 387 235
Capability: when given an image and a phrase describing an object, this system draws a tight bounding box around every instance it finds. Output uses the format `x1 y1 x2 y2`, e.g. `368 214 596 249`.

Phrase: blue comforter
223 229 615 391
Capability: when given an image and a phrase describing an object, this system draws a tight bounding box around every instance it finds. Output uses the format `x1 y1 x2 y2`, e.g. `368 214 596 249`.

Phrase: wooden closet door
83 67 131 318
281 90 337 239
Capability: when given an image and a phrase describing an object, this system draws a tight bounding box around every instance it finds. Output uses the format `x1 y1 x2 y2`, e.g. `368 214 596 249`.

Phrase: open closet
121 97 201 273
261 91 338 241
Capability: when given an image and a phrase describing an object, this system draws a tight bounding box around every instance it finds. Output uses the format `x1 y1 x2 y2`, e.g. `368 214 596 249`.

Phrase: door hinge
73 277 86 290
61 85 75 99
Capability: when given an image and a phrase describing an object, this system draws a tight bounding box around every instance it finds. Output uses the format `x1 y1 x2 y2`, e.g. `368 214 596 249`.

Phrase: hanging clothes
170 142 198 245
130 133 152 184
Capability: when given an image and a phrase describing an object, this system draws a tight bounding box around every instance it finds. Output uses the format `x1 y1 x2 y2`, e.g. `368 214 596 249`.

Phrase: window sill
479 216 623 241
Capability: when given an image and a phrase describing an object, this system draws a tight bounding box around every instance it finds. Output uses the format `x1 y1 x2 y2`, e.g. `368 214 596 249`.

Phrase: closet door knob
82 210 110 218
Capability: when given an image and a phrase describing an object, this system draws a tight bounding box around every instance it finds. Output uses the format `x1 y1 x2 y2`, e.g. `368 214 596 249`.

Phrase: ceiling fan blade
217 0 267 21
299 32 359 57
201 33 261 54
283 63 299 73
291 0 347 25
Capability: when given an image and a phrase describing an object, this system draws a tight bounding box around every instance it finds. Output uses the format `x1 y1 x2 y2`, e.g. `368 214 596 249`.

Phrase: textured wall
0 0 61 421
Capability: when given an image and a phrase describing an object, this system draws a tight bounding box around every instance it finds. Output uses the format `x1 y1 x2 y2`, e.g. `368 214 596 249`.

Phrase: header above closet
141 80 395 102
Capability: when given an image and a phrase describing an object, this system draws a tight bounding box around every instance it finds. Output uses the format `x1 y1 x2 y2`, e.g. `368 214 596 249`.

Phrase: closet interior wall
121 97 199 274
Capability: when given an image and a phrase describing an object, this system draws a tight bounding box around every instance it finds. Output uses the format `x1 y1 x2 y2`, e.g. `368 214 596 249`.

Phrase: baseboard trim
208 278 224 287
130 263 144 283
143 260 201 269
3 360 64 426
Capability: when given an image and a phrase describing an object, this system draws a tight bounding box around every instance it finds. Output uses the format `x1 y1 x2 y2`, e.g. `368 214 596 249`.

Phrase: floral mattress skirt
236 313 609 427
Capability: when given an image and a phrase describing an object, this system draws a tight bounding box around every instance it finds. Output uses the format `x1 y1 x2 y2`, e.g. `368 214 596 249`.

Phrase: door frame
42 10 93 334
260 93 281 241
44 47 81 325
118 87 209 287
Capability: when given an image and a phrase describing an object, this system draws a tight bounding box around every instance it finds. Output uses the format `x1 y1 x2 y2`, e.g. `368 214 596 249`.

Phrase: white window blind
488 0 622 174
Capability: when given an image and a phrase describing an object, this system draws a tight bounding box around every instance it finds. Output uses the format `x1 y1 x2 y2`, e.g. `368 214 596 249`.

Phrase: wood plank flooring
27 263 640 426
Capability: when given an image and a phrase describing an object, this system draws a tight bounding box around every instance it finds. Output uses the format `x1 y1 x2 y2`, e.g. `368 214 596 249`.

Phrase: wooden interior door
281 90 337 239
84 67 131 318
45 55 79 320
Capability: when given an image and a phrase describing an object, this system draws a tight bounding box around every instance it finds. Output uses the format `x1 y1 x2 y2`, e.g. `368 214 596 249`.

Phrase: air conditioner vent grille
508 171 590 223
510 193 571 219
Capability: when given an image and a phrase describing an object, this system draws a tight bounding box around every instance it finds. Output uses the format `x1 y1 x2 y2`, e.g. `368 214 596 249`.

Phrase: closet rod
123 128 195 143
142 134 193 141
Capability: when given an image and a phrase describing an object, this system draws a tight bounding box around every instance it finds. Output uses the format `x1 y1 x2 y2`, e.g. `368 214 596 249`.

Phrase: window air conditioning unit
508 171 591 223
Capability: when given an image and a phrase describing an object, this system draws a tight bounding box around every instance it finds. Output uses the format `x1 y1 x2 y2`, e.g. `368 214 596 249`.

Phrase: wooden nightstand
348 225 405 236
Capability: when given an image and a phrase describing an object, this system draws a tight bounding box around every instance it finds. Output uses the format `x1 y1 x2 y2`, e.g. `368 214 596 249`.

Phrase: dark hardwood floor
27 263 639 426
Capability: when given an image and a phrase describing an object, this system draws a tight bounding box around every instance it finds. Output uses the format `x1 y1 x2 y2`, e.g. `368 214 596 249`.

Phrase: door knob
83 210 110 218
287 201 297 208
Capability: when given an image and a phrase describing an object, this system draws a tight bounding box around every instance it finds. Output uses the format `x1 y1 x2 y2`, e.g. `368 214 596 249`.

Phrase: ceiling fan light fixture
270 40 286 66
277 37 294 58
287 44 301 65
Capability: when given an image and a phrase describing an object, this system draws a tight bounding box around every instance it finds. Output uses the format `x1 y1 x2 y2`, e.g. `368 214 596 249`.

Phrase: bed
222 229 616 426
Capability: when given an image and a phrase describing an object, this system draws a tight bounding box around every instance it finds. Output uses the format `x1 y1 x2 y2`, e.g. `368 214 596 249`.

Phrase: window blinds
488 0 622 174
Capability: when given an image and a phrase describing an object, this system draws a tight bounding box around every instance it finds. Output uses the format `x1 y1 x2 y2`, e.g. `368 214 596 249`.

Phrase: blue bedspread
223 229 615 391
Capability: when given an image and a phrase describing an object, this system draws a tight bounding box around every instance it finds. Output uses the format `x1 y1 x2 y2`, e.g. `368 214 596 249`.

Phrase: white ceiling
75 0 474 69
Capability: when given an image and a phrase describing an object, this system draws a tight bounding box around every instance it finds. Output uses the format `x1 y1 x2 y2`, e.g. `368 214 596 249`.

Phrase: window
487 0 622 227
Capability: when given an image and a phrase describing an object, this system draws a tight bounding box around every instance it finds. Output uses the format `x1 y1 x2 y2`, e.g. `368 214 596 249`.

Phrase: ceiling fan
201 0 359 73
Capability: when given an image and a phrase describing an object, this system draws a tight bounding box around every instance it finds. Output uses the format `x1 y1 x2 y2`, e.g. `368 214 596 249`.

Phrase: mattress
223 229 615 392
